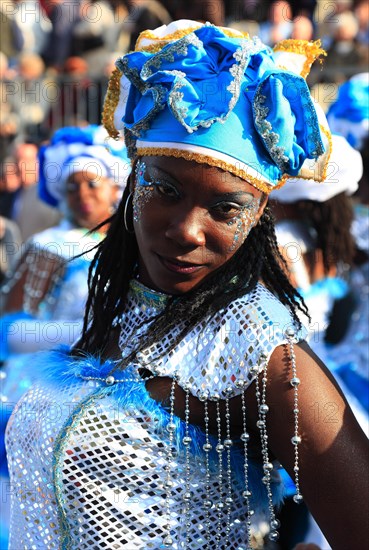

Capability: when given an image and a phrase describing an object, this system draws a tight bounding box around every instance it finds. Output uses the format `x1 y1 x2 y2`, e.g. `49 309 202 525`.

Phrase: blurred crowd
0 2 368 549
0 0 368 154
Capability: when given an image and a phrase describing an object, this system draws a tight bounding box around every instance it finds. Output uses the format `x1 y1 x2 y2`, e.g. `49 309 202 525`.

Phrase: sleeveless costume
6 280 306 549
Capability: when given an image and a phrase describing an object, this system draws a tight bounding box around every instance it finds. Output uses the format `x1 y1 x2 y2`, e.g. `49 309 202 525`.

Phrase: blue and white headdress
103 21 331 194
327 73 369 151
272 134 363 203
39 125 131 208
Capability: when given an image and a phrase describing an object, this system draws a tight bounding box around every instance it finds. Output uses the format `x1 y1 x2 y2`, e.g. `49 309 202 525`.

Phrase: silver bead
105 375 115 385
293 408 299 414
263 462 274 472
182 436 192 445
235 379 246 389
224 386 233 395
203 443 212 452
285 327 295 338
256 420 265 429
240 432 250 442
183 491 192 501
262 475 269 484
223 438 233 448
291 435 301 445
271 519 281 529
216 501 225 510
225 497 233 505
203 499 213 509
259 404 269 414
242 490 252 498
216 443 224 453
198 393 208 402
293 493 304 504
290 377 301 387
269 530 279 541
250 365 259 375
167 422 176 432
163 535 173 546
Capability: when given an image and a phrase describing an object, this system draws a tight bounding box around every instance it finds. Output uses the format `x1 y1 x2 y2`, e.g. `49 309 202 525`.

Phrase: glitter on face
226 197 261 251
133 160 155 222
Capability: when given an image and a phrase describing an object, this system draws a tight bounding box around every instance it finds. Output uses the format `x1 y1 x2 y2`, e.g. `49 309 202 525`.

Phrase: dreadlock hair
295 192 355 274
77 184 309 366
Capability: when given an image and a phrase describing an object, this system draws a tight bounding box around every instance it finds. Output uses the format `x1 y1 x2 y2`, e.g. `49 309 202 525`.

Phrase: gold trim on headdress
137 146 274 194
273 39 326 79
135 24 249 53
102 67 123 140
135 26 202 52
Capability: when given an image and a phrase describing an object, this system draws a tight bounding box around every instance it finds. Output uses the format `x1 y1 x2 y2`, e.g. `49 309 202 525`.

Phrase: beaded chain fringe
77 326 303 548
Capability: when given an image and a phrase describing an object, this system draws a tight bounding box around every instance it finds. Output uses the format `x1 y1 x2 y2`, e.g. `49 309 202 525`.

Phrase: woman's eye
212 202 243 217
155 182 179 199
88 180 101 189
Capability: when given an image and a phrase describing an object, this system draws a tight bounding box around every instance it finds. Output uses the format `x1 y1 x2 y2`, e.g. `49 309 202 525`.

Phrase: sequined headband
103 20 331 194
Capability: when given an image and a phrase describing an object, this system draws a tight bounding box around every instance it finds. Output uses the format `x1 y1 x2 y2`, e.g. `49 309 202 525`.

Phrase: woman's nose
165 208 206 248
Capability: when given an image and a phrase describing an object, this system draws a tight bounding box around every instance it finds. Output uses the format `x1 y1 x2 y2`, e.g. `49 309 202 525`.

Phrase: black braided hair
295 192 355 273
78 188 309 363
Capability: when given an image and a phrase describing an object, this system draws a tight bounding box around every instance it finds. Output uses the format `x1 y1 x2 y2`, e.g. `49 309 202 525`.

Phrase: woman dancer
5 22 368 550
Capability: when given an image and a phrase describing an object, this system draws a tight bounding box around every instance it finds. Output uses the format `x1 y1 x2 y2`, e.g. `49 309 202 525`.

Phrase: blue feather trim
35 347 285 512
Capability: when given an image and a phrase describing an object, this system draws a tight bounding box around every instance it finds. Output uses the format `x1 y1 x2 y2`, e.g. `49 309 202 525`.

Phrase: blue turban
103 21 329 194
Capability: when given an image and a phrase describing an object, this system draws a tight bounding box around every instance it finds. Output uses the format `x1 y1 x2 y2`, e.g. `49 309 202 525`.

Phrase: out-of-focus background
1 0 368 168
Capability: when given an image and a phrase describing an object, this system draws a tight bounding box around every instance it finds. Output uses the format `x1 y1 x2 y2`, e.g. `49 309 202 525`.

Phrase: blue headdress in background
39 125 131 208
327 73 369 151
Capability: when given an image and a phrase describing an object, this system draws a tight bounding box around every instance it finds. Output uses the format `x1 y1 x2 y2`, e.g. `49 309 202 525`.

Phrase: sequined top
6 281 306 549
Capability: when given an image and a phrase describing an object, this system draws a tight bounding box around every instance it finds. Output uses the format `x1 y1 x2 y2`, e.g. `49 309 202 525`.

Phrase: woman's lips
157 254 205 274
78 203 93 215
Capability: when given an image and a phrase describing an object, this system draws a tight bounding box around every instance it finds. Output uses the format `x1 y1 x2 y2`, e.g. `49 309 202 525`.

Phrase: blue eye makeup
133 160 181 222
226 196 261 251
133 160 155 222
133 159 260 244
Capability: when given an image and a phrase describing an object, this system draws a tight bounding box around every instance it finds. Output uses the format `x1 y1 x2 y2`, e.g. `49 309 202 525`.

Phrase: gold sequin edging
102 67 123 140
135 26 202 52
273 39 327 79
137 147 274 194
136 25 249 53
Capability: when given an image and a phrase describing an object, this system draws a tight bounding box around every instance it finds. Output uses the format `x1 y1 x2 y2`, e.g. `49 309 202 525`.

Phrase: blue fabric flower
114 23 325 189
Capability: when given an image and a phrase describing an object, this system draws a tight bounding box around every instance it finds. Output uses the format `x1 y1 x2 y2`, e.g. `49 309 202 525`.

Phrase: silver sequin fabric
6 282 306 549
